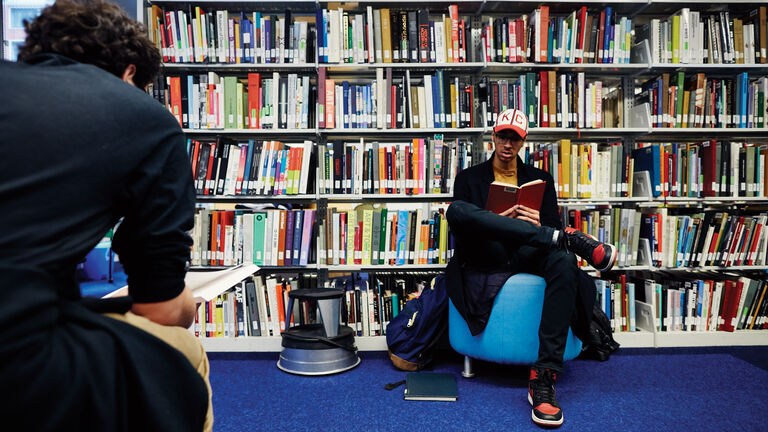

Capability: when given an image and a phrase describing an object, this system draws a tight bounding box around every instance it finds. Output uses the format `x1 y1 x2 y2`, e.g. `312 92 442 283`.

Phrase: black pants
446 200 595 372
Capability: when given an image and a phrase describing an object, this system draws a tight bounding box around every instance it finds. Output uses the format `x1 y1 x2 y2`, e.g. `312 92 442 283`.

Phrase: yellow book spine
362 209 373 265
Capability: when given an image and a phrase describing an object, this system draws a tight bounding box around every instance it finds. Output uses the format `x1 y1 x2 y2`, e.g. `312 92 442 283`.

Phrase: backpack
386 275 449 371
579 303 620 361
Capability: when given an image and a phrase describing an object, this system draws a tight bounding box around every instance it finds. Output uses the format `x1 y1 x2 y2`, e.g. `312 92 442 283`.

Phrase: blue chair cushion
449 273 582 365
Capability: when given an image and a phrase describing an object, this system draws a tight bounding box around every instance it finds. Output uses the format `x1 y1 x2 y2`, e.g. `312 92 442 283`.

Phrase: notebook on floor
404 372 458 401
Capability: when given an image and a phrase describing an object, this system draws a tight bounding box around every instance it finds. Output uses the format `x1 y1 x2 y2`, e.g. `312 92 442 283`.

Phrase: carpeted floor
208 346 768 431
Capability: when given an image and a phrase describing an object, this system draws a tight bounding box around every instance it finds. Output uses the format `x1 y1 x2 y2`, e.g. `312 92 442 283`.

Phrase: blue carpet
209 347 768 431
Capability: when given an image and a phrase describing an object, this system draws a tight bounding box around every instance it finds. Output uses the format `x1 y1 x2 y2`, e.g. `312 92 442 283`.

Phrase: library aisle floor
208 347 768 431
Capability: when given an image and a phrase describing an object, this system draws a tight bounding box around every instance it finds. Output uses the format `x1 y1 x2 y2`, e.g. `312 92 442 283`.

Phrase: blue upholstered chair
449 273 582 377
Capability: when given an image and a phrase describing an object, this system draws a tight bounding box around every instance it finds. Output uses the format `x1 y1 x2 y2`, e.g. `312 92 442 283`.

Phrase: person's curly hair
18 0 160 89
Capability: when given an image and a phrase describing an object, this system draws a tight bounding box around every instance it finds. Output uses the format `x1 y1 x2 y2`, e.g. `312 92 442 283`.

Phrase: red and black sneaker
528 368 563 428
563 227 618 272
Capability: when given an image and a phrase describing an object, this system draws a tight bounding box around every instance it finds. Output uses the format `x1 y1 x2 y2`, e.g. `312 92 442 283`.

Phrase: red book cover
485 179 547 214
540 71 549 127
235 144 248 195
722 280 745 332
206 142 216 195
190 140 201 179
220 210 234 266
576 6 587 63
538 6 550 62
276 281 286 332
169 76 183 126
247 73 261 129
355 221 363 265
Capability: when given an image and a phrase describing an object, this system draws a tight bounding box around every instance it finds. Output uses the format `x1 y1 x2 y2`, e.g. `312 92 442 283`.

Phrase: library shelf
322 62 486 72
613 330 655 348
195 194 318 202
163 63 318 71
319 128 486 135
653 330 768 347
319 264 448 271
183 128 317 135
190 265 313 271
484 62 648 75
201 336 283 352
322 193 453 202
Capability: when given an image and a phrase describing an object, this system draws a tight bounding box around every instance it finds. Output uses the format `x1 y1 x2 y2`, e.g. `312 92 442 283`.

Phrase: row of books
513 140 633 199
597 274 768 333
188 139 314 196
633 141 768 198
638 7 768 65
190 209 317 267
483 6 633 64
317 6 476 64
189 272 440 338
633 275 768 333
562 207 768 270
317 69 476 130
317 137 473 196
316 205 453 266
637 211 768 269
161 72 314 130
483 73 623 129
146 7 315 64
636 73 768 129
515 140 768 199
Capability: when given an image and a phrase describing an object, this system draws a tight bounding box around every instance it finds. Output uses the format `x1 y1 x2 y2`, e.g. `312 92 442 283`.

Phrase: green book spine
252 212 267 265
379 208 388 265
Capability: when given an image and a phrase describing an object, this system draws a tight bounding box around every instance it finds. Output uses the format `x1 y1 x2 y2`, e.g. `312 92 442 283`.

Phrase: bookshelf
142 0 768 352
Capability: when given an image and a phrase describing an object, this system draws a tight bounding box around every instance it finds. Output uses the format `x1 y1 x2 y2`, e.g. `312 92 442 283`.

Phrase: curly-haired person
0 0 212 430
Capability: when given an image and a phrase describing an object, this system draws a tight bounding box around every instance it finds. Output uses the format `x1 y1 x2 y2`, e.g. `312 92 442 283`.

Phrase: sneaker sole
528 393 564 427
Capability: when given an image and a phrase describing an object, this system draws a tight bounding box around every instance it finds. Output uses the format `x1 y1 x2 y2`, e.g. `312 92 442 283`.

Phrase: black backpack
579 303 620 361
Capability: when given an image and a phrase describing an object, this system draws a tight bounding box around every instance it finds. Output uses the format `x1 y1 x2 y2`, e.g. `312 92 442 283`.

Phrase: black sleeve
540 172 562 230
112 131 196 303
452 169 472 203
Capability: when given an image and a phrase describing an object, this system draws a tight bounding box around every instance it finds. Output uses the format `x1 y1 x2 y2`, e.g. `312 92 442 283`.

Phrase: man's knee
544 249 579 275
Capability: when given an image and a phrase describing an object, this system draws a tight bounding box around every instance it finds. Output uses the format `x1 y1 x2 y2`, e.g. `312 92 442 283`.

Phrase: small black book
404 373 457 402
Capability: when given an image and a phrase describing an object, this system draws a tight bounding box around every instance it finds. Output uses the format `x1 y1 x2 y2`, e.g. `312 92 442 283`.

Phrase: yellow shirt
493 164 517 186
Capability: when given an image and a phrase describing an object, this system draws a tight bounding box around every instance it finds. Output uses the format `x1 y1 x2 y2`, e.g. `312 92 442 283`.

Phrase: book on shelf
146 6 315 64
404 373 458 402
156 72 315 130
191 208 317 267
317 5 478 64
318 69 476 130
482 6 634 64
188 139 314 197
483 73 624 130
636 72 768 129
317 137 472 196
637 6 768 65
485 179 546 214
317 204 453 267
597 274 768 334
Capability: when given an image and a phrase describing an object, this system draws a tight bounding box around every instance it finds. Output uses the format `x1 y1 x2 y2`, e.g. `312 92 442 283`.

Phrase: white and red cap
493 108 528 139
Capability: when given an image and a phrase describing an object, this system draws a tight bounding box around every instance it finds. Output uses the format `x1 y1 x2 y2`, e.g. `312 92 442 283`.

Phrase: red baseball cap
493 108 528 139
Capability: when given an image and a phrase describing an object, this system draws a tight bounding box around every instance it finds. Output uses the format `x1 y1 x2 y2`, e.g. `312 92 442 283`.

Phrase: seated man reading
445 108 617 428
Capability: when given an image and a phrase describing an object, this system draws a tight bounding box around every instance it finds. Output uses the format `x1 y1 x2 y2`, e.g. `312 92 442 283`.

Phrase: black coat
445 153 562 335
0 55 206 430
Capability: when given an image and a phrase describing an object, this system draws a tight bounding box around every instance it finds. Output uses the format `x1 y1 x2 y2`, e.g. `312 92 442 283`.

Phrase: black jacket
0 55 206 431
445 153 561 335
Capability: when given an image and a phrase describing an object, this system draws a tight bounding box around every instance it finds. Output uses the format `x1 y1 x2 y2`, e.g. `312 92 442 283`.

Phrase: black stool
277 288 360 375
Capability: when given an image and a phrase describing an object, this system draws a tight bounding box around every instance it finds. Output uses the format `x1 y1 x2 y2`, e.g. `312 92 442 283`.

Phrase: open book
103 263 260 302
485 179 546 214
